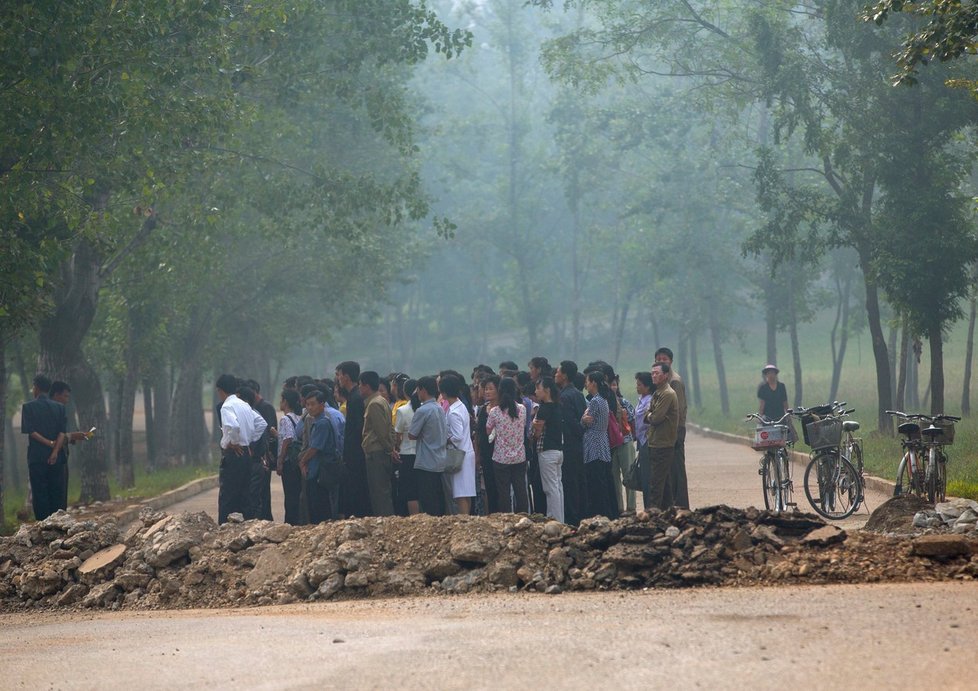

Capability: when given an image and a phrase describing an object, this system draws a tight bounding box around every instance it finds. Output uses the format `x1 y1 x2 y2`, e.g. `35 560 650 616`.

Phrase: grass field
615 309 978 500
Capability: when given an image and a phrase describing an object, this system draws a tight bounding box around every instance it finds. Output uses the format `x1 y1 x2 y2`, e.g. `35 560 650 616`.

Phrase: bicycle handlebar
885 410 961 423
745 411 793 425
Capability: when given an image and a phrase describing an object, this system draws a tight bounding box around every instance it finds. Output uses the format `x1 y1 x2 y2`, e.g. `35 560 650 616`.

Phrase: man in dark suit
21 374 68 520
335 361 370 517
247 379 278 521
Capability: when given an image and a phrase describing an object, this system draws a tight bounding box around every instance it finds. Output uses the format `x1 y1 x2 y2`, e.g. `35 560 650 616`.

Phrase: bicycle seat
843 420 860 433
922 425 942 440
897 422 920 437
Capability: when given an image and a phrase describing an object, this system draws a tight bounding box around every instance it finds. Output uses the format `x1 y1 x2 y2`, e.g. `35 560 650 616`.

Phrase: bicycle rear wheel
761 451 782 511
895 451 924 498
927 448 947 504
843 440 864 508
804 452 860 520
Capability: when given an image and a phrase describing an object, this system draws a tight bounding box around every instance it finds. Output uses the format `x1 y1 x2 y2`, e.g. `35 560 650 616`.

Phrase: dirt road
3 583 976 689
168 431 891 529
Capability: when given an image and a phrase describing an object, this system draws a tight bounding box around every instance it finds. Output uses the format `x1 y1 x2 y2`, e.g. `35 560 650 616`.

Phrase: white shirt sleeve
220 402 240 449
447 405 464 446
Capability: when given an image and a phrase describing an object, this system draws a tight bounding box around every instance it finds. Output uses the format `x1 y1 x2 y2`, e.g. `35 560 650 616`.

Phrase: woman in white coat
440 374 476 515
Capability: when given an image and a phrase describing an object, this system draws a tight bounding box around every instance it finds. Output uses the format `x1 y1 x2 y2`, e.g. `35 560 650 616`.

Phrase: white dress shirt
220 394 267 449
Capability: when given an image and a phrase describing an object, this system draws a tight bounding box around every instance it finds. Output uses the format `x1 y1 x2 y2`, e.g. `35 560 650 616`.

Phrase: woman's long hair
587 371 612 403
497 377 520 419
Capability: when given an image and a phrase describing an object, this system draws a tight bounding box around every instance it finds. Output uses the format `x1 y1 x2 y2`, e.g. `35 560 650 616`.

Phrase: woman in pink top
486 377 528 513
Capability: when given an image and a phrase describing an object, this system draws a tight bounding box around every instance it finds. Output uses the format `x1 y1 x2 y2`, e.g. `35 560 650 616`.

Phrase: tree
1 1 469 500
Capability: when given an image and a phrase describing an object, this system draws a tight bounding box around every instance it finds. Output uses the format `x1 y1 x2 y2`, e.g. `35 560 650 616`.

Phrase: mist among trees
4 0 978 519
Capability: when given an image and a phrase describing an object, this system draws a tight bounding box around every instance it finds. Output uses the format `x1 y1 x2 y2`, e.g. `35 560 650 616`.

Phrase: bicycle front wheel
777 448 793 510
804 452 860 520
762 451 783 511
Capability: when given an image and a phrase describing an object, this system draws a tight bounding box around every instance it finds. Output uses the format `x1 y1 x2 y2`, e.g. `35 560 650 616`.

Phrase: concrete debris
1 504 976 612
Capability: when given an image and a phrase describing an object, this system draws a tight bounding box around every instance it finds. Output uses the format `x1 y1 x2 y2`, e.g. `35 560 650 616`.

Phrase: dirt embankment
2 496 977 612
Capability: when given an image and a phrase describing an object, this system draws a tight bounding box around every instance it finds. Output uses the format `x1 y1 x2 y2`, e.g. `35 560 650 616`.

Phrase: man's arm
49 432 66 464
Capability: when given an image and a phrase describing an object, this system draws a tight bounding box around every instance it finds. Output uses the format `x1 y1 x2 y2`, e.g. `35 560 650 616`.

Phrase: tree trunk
142 378 156 470
12 339 31 403
829 272 852 402
708 302 729 416
0 338 7 525
169 323 209 466
689 329 701 409
676 325 689 384
152 367 172 462
37 240 111 502
929 331 945 415
107 375 122 478
765 279 778 366
650 308 661 358
612 301 630 368
788 285 803 408
909 337 922 408
116 325 138 488
859 255 893 434
962 297 976 416
888 323 898 404
896 325 910 411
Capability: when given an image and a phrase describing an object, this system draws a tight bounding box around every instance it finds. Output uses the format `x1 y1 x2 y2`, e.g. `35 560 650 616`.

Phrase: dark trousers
340 451 371 518
306 476 333 524
526 444 547 516
218 450 252 524
671 427 689 509
281 462 303 525
642 446 675 511
584 460 618 520
493 461 529 514
481 451 499 513
29 461 67 521
637 444 651 509
417 469 445 516
364 449 395 516
561 445 586 526
249 458 273 520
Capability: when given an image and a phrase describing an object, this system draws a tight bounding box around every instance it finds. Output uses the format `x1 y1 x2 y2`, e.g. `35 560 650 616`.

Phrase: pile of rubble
1 502 976 611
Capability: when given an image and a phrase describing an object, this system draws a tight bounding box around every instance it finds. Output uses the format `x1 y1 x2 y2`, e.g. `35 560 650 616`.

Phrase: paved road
3 432 970 689
3 584 976 689
170 431 890 529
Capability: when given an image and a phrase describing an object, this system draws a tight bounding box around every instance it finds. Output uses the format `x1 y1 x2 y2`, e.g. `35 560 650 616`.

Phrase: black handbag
315 452 346 489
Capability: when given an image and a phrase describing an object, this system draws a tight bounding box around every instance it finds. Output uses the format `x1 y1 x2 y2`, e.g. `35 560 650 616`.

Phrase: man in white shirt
216 374 267 523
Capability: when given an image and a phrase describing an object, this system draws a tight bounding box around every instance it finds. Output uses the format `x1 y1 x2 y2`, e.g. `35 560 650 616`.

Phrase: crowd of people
215 350 690 526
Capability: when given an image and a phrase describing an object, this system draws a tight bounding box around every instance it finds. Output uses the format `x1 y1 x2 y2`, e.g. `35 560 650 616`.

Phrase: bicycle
797 402 862 520
746 410 795 512
837 403 866 510
885 410 929 498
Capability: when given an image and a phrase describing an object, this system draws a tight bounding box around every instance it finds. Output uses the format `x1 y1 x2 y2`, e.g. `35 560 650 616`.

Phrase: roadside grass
2 461 217 535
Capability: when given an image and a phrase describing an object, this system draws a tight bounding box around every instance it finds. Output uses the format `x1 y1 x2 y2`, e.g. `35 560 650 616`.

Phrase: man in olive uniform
644 363 678 511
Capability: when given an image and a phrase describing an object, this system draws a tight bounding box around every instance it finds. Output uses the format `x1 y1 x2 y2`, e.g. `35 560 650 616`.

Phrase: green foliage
863 0 978 86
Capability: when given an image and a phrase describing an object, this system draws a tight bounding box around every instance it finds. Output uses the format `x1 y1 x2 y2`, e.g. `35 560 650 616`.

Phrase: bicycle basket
800 414 815 446
805 417 843 450
752 424 788 450
934 421 955 445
